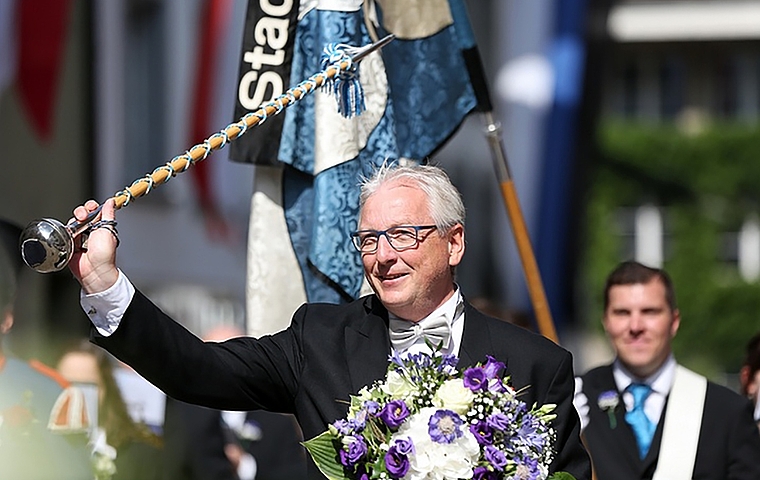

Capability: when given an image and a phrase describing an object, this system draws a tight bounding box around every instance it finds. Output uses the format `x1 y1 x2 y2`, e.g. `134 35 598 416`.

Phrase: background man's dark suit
94 290 591 480
163 399 308 480
582 364 760 480
243 410 308 480
163 398 239 480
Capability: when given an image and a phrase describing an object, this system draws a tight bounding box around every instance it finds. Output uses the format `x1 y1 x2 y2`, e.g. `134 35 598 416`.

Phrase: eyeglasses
351 225 438 253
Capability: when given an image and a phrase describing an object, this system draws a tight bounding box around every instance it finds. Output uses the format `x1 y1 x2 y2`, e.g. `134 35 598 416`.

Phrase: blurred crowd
0 218 307 480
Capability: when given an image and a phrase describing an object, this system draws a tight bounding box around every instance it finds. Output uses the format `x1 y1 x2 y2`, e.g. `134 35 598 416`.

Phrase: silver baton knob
19 206 103 273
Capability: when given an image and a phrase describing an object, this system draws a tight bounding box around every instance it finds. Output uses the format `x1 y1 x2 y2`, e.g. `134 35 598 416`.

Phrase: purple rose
338 436 367 467
463 367 488 391
473 466 499 480
384 444 410 478
469 420 494 445
379 400 410 429
484 445 508 471
392 437 415 456
486 412 509 431
428 409 464 444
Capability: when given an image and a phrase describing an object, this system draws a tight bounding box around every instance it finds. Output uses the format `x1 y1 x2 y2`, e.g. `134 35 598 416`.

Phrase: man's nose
629 314 644 332
375 234 397 261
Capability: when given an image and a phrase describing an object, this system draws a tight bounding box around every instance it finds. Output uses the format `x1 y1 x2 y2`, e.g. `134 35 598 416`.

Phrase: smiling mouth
378 273 407 281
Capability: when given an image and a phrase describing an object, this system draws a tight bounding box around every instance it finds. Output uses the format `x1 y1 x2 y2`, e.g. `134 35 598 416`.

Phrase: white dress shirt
388 287 465 358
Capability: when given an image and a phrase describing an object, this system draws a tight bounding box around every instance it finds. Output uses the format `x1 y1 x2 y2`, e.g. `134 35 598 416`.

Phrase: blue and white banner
237 0 477 336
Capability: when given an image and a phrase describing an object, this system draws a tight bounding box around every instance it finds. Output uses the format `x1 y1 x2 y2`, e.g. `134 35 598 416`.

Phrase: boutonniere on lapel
597 390 620 429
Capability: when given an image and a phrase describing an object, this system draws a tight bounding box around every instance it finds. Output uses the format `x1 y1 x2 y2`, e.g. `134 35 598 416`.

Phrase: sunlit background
2 0 760 389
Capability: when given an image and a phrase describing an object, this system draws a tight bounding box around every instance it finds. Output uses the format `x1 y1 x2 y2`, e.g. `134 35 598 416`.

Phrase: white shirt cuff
80 269 135 337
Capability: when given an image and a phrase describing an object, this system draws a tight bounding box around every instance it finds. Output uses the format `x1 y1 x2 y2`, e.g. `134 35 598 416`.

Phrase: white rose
382 370 415 399
432 379 474 415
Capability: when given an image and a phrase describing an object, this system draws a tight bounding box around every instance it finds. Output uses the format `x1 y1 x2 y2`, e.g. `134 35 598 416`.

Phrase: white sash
651 365 707 480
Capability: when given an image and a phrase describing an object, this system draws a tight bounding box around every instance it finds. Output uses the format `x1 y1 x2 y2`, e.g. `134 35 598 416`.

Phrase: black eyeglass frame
350 225 438 253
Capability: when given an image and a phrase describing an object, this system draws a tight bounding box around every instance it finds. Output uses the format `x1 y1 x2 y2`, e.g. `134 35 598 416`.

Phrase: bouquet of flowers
304 351 576 480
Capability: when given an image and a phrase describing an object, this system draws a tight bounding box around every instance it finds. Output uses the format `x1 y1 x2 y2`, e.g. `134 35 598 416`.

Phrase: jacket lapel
343 299 500 392
345 296 391 393
458 303 494 369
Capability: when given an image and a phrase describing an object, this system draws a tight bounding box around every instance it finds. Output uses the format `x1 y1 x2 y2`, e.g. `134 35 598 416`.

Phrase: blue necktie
625 383 656 459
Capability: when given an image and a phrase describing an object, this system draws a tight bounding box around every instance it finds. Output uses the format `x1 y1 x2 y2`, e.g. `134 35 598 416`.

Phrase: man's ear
0 307 13 334
670 308 681 338
447 223 465 267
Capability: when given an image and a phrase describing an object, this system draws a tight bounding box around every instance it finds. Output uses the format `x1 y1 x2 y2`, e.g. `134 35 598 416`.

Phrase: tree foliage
580 121 760 375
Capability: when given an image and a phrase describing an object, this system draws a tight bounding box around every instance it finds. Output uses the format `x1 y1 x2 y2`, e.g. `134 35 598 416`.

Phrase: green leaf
303 431 351 480
548 472 577 480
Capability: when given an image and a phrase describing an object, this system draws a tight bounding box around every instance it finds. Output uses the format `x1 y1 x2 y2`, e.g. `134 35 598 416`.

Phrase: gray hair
359 163 465 230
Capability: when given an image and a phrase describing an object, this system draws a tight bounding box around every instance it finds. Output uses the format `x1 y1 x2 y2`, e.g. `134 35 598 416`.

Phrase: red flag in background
189 0 233 240
16 0 74 142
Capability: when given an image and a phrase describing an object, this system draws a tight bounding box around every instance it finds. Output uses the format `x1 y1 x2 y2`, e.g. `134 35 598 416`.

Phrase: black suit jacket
581 364 760 480
93 290 591 480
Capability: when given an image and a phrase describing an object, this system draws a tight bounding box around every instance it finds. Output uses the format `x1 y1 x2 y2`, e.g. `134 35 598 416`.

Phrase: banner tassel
320 43 365 118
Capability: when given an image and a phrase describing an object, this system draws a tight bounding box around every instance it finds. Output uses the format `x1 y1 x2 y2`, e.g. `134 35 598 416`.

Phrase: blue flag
234 1 477 335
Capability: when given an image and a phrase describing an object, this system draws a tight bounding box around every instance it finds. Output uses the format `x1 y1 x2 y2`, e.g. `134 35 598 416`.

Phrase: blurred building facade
577 0 760 377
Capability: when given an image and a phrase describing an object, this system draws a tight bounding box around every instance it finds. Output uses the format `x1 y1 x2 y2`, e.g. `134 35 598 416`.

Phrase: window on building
622 61 638 118
659 56 685 119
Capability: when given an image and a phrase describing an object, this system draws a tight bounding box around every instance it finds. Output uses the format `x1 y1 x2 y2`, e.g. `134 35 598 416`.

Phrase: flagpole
481 110 559 344
447 0 558 343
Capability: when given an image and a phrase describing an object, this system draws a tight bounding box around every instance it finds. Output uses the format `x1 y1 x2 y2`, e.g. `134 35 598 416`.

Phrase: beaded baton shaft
112 35 393 210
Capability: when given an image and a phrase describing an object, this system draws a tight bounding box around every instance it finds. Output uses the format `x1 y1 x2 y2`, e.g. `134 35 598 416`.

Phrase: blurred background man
740 331 760 430
0 219 92 479
575 261 760 480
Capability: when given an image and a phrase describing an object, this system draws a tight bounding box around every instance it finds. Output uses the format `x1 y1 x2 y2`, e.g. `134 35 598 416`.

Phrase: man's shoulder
1 357 64 396
0 356 65 423
703 377 754 414
295 295 381 327
673 364 747 408
466 305 573 368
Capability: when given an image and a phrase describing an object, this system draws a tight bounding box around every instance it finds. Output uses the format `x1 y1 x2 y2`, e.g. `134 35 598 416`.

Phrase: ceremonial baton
19 34 395 274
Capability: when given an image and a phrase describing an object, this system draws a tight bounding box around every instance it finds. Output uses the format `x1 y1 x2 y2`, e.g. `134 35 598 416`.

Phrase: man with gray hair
69 163 591 479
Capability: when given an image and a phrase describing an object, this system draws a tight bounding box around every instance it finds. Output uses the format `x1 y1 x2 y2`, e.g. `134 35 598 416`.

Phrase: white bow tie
389 314 451 352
